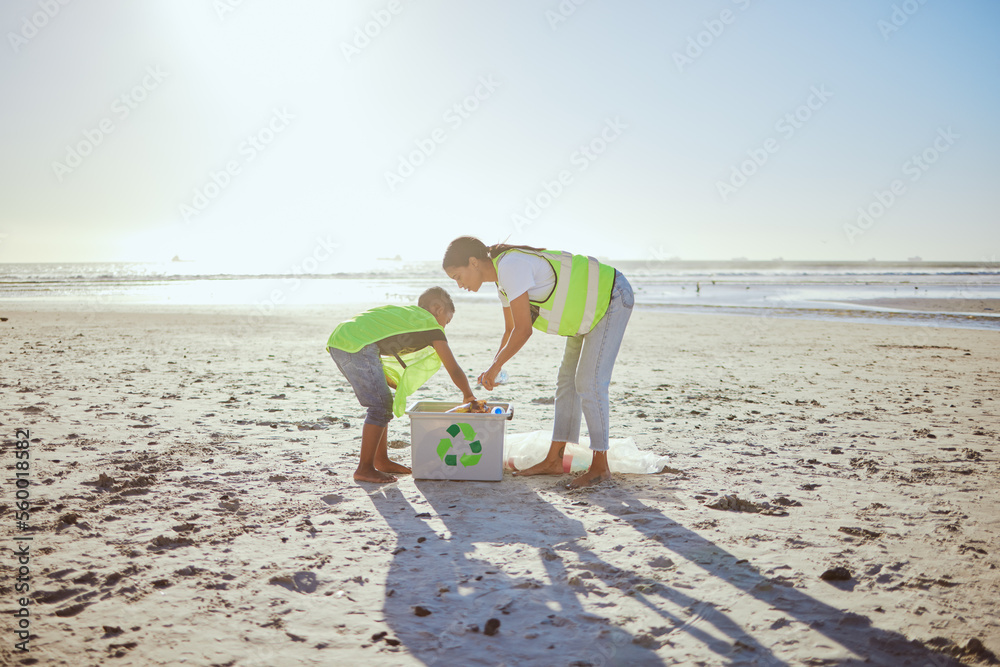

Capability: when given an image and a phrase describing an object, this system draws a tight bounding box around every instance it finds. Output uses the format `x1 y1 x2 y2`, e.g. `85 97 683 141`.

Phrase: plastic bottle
478 369 508 389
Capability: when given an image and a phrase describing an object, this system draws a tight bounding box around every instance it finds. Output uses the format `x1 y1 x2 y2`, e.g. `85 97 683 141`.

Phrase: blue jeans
552 271 634 452
329 344 393 428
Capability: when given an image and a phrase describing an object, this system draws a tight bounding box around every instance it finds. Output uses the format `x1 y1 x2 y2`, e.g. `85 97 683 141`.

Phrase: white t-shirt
495 251 556 307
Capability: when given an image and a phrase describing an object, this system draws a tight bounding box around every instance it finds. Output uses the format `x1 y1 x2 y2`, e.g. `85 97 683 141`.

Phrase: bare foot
512 457 565 477
566 468 612 489
376 460 411 475
354 468 398 484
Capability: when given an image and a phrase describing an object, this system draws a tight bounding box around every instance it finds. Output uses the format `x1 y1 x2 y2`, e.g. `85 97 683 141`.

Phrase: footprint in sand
648 556 675 569
268 571 318 594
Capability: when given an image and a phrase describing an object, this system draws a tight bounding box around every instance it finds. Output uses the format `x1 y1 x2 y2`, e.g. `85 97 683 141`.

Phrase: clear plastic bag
503 431 670 474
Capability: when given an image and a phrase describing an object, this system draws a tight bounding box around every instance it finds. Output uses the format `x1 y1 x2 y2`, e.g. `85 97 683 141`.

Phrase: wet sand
841 298 1000 314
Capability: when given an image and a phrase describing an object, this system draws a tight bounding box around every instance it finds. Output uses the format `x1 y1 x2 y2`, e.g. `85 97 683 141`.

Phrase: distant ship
907 256 923 262
377 255 402 261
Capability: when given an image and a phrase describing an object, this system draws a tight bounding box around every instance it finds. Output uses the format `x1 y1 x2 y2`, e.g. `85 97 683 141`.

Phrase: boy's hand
463 394 477 404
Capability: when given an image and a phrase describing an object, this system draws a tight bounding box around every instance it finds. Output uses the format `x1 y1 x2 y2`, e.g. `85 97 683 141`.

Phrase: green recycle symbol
436 423 482 467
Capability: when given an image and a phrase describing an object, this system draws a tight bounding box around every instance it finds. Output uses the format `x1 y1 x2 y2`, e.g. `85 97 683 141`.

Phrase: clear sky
1 0 998 270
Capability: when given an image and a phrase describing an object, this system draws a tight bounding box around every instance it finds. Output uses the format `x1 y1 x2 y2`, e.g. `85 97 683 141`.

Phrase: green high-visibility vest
326 305 442 353
326 305 444 417
492 249 616 336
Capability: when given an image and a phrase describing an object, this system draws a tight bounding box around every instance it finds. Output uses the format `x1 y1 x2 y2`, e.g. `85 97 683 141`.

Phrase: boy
327 287 476 483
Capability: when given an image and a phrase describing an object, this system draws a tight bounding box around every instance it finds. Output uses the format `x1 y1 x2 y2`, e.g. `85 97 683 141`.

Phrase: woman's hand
477 365 501 391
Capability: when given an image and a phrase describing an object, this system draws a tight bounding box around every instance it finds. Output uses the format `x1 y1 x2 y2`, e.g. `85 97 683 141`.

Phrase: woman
442 237 634 488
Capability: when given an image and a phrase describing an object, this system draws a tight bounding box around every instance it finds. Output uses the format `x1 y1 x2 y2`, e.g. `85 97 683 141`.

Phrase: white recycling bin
405 401 513 481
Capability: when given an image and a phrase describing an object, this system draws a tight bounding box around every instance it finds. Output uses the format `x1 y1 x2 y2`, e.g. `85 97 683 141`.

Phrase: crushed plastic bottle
503 431 670 474
477 369 508 389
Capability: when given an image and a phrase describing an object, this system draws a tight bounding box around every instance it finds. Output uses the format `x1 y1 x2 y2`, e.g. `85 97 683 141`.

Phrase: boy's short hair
418 286 454 313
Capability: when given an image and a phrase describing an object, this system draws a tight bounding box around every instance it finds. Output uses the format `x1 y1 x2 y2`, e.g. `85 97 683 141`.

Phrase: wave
2 260 998 284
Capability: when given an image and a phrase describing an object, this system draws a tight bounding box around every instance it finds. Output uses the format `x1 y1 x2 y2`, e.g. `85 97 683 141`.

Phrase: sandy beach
2 303 999 666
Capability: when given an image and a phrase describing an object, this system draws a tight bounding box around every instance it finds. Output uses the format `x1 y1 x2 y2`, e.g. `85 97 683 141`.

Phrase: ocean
1 260 998 330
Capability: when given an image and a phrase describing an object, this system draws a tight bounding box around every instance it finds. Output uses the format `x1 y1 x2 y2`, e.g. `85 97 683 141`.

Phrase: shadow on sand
367 477 967 666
